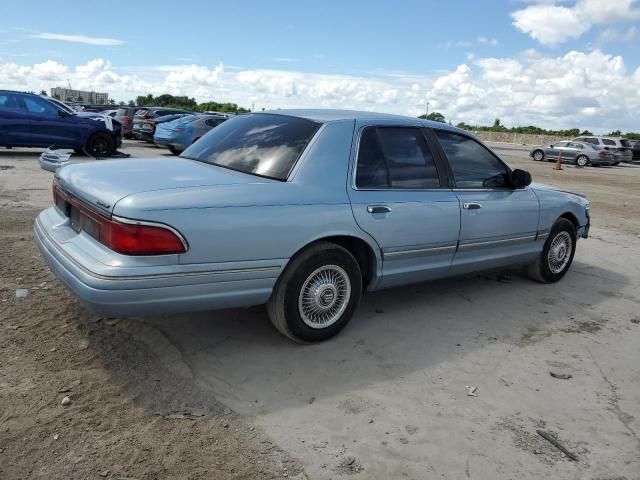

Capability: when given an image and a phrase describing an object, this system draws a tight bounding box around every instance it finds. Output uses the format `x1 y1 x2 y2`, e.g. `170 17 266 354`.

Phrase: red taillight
599 150 607 157
52 182 186 256
123 117 131 124
101 219 186 255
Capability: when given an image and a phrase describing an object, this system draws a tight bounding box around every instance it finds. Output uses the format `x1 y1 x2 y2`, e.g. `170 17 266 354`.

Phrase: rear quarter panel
112 119 382 269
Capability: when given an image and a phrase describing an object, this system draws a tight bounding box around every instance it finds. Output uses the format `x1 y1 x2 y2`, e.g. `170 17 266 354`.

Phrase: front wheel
86 133 115 157
267 242 362 343
532 150 544 161
527 218 577 283
575 155 589 167
168 146 183 155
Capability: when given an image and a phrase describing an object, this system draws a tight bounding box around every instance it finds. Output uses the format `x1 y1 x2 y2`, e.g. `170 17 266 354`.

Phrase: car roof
258 108 459 130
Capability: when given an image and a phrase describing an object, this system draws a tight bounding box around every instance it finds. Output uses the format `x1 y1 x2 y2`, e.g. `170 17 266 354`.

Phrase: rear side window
356 127 440 189
602 139 616 146
182 113 321 181
620 139 632 147
205 118 225 127
582 137 598 145
435 130 510 189
0 93 22 110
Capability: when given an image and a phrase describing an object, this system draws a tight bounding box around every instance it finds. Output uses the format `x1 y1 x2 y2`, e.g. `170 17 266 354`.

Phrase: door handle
367 205 391 214
463 202 482 210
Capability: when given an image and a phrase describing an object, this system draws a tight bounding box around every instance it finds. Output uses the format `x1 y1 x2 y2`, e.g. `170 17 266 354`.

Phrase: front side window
182 113 321 181
356 127 440 189
435 130 510 189
554 141 569 147
23 96 59 116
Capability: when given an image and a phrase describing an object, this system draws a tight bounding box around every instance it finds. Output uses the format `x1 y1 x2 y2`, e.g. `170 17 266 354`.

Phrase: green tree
40 90 48 96
607 130 622 137
418 111 445 123
108 99 116 105
579 130 593 135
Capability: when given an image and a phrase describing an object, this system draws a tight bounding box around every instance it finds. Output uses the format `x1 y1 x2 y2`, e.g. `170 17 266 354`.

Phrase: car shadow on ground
83 260 629 417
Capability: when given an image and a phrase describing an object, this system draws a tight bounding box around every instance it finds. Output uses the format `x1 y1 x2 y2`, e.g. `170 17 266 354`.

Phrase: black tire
86 132 115 157
168 146 183 155
267 242 362 343
575 155 589 167
532 150 544 161
527 218 577 283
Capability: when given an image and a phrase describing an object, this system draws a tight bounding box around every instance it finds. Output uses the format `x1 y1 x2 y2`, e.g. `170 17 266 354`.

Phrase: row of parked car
530 136 640 167
118 106 230 154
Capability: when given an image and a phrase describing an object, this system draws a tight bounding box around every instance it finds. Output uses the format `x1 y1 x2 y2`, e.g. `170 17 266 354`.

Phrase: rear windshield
181 113 321 180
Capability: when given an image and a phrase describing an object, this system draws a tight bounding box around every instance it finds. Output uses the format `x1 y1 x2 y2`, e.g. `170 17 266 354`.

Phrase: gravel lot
1 140 639 479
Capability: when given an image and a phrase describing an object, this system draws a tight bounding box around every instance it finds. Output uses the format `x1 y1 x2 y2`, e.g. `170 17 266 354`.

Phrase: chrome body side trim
383 244 458 258
457 235 536 250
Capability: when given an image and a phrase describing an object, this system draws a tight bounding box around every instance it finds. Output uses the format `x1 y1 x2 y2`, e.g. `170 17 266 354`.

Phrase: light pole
426 101 430 116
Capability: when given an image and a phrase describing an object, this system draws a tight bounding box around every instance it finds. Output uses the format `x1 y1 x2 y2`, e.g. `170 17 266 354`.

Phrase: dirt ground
0 141 639 480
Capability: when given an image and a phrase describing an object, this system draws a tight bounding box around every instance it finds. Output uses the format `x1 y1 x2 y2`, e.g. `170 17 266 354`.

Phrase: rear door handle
367 205 391 214
463 202 482 210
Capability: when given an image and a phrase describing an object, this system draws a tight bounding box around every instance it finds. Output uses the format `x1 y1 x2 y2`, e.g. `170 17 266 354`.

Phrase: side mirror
511 169 532 189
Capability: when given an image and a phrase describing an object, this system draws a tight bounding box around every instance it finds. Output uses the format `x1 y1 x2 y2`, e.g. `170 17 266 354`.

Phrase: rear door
0 92 32 146
432 129 540 274
348 123 461 288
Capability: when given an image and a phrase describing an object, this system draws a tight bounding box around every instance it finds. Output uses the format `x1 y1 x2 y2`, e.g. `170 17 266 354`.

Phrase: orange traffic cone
554 152 563 170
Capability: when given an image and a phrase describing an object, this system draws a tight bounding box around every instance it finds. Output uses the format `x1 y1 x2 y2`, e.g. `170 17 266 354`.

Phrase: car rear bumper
34 208 281 317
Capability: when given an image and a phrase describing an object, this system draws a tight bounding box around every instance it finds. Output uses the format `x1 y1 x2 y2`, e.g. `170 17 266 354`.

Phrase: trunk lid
55 157 264 214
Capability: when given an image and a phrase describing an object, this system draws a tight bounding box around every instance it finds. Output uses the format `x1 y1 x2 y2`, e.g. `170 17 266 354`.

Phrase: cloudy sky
1 0 639 132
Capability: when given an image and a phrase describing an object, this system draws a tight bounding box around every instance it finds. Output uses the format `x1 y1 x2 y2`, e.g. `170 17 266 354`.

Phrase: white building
50 87 109 104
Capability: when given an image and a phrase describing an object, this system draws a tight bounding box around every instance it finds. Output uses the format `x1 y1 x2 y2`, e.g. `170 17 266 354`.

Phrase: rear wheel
527 218 576 283
86 133 115 157
267 242 362 343
533 150 544 161
575 155 589 167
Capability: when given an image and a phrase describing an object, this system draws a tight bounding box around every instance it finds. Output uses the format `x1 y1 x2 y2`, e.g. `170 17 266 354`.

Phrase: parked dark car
133 113 192 142
0 90 122 156
115 107 147 139
629 139 640 163
132 108 193 142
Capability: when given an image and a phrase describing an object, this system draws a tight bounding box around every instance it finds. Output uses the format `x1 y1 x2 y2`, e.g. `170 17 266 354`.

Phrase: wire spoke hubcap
298 265 351 329
547 231 573 274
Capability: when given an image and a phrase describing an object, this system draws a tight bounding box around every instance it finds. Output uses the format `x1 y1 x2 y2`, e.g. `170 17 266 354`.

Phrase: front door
348 124 461 289
21 95 80 147
432 129 540 274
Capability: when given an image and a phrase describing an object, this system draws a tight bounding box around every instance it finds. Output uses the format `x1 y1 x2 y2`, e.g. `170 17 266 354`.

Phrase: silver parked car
530 141 617 167
35 110 591 343
572 136 633 164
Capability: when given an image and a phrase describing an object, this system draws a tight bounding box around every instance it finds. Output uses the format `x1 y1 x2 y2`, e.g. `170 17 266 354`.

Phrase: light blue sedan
35 110 591 342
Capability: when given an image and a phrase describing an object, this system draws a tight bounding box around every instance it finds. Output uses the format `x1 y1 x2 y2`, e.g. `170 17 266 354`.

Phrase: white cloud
598 25 640 42
578 0 640 23
477 36 499 46
31 32 125 46
1 51 638 132
511 4 589 45
511 0 640 45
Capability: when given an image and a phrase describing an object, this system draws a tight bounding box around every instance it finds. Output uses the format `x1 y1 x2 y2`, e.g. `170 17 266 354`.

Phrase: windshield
45 97 75 115
181 113 321 180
